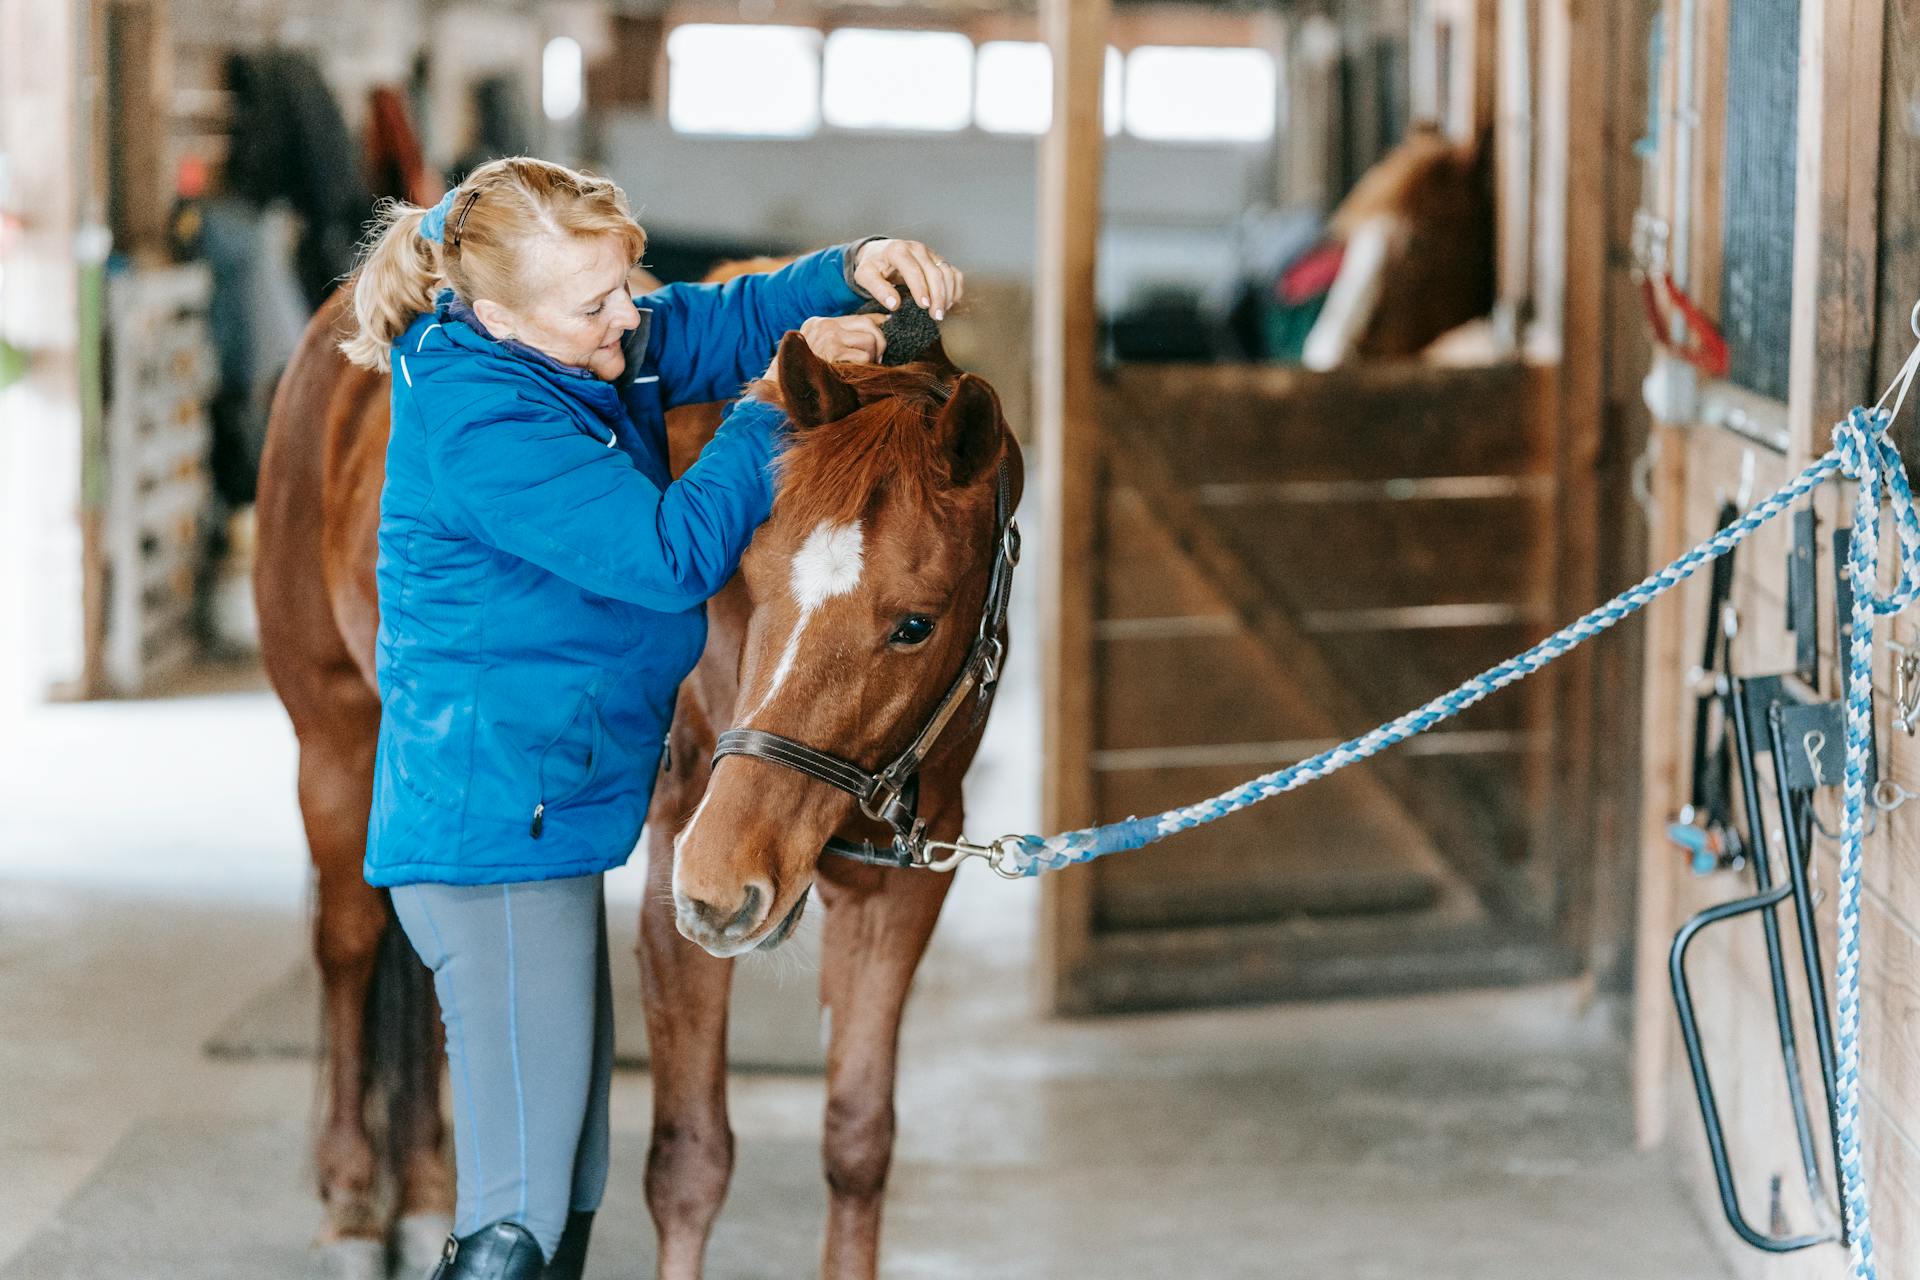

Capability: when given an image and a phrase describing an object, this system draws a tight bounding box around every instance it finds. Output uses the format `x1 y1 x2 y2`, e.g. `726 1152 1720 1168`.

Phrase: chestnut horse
1301 122 1496 366
255 283 1020 1279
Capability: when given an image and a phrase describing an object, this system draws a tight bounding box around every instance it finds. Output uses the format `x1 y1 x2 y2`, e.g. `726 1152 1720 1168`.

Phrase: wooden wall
1629 0 1920 1273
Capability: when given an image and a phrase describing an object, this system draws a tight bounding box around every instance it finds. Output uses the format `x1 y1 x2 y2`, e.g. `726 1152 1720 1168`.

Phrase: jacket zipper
531 678 606 839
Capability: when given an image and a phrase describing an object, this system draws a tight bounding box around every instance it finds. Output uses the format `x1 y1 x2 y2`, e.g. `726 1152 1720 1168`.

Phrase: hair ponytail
339 202 442 371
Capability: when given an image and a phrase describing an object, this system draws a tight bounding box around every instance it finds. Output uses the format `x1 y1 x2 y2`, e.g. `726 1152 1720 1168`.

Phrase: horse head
1302 122 1496 366
670 328 1021 957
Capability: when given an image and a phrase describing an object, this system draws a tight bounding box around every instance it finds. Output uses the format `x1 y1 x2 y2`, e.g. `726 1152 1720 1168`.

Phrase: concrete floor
0 668 1731 1278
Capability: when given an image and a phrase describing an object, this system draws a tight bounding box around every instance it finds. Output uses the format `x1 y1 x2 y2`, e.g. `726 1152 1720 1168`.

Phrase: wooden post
1785 0 1882 463
1035 0 1108 1013
105 0 173 260
1288 15 1340 212
1470 0 1498 138
1534 0 1612 943
1630 425 1688 1149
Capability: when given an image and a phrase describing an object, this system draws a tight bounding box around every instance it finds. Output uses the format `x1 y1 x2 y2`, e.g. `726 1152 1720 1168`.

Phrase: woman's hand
764 314 889 383
851 239 964 321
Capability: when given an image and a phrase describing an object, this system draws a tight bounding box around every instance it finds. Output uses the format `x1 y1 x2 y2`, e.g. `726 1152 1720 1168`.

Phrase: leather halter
711 458 1019 870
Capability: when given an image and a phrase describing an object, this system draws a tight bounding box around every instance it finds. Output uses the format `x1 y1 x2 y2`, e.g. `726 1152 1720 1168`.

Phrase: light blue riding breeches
392 873 614 1259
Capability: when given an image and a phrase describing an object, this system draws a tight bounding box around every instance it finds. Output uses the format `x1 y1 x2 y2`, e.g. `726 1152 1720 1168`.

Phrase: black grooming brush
860 292 942 366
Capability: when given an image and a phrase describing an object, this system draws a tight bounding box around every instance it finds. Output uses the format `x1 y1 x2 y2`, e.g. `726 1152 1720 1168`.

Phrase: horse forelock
770 362 977 532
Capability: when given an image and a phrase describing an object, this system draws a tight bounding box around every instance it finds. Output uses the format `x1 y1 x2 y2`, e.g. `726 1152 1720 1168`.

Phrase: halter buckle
860 774 910 828
977 635 1006 691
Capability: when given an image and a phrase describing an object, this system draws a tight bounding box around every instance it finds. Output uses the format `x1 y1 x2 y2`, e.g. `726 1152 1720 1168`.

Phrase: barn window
976 41 1051 134
1122 46 1276 143
970 42 1124 136
821 29 973 132
665 24 822 137
541 37 583 121
1718 0 1800 401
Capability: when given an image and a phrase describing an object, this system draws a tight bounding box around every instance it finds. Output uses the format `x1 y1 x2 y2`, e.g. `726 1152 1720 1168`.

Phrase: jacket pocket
529 682 609 838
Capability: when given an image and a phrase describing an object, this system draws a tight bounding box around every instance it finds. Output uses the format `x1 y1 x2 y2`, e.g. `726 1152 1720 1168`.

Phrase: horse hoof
395 1212 456 1275
313 1237 386 1280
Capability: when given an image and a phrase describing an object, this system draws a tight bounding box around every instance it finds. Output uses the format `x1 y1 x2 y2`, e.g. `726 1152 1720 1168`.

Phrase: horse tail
365 893 440 1191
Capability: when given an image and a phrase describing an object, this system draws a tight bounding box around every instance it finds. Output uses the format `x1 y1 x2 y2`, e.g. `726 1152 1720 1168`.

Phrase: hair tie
418 190 458 245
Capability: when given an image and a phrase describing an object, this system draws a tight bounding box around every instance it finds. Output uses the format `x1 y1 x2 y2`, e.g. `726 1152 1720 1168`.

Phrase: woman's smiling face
473 232 641 381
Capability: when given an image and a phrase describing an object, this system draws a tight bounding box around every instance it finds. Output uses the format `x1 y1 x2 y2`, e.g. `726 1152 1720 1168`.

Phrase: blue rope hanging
983 407 1920 1279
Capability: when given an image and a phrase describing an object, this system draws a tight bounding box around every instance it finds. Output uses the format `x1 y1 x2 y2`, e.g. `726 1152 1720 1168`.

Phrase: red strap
1639 271 1730 377
1278 242 1346 306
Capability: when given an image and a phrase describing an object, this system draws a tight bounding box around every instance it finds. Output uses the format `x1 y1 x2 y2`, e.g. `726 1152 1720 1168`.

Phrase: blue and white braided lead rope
1833 409 1920 1278
996 408 1920 1279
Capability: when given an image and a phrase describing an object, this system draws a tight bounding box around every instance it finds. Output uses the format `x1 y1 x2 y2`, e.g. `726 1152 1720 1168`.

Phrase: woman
339 155 963 1280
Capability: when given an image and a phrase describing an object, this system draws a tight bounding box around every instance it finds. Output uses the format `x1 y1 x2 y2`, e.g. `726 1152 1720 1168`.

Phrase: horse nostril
725 883 763 935
682 882 771 939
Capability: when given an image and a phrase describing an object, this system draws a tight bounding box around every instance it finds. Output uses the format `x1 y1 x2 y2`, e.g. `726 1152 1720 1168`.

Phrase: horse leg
638 824 737 1280
299 713 391 1249
816 859 954 1280
393 941 455 1272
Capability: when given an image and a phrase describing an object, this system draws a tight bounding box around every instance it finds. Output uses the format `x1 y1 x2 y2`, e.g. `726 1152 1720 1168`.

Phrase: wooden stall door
1049 361 1574 1013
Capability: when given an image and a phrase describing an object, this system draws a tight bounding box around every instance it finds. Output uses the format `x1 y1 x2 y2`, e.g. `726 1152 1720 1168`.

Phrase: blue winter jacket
364 245 868 887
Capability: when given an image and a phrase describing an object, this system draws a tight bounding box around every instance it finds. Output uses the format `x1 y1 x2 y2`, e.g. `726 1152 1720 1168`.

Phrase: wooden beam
1785 0 1883 463
1630 424 1689 1150
1530 0 1608 951
1035 0 1108 1015
1470 0 1498 139
104 0 172 259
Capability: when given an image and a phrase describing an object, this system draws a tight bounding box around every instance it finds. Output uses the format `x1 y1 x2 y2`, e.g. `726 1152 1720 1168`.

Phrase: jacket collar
435 290 653 390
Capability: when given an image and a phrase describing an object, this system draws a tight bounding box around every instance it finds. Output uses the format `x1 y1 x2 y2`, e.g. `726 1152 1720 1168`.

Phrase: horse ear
935 374 1002 487
777 331 859 429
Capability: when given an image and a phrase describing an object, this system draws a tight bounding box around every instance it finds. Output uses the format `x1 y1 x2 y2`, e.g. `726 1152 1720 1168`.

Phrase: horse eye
889 615 936 647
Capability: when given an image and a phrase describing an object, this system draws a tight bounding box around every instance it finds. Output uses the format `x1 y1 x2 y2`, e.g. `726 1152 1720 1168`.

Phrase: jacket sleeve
423 391 786 611
643 244 870 409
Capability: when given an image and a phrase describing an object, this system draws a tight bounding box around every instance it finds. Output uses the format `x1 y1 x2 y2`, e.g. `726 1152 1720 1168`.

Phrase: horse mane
769 362 974 531
1329 123 1483 237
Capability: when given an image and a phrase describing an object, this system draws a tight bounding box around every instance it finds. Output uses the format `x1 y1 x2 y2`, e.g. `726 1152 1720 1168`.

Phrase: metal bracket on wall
1670 672 1850 1253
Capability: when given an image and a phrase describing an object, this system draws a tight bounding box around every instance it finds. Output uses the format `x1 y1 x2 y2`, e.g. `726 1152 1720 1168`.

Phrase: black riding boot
426 1221 545 1280
542 1211 594 1280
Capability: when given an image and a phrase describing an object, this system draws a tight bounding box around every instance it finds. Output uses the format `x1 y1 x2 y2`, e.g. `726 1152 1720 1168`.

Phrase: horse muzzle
672 879 811 957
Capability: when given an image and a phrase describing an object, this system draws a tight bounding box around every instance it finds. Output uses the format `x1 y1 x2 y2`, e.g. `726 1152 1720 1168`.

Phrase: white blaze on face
676 521 866 868
671 787 714 881
746 519 866 723
1301 215 1401 371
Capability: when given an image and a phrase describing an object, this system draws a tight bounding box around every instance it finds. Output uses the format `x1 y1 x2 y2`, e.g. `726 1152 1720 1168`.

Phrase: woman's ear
777 331 859 428
936 374 1002 487
472 298 521 341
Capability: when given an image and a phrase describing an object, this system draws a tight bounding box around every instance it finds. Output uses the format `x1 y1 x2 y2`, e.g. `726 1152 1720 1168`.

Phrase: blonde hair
339 156 647 371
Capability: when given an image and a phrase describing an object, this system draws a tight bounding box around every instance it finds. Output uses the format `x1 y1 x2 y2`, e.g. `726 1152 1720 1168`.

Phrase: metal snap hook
1890 639 1920 736
1802 730 1828 788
